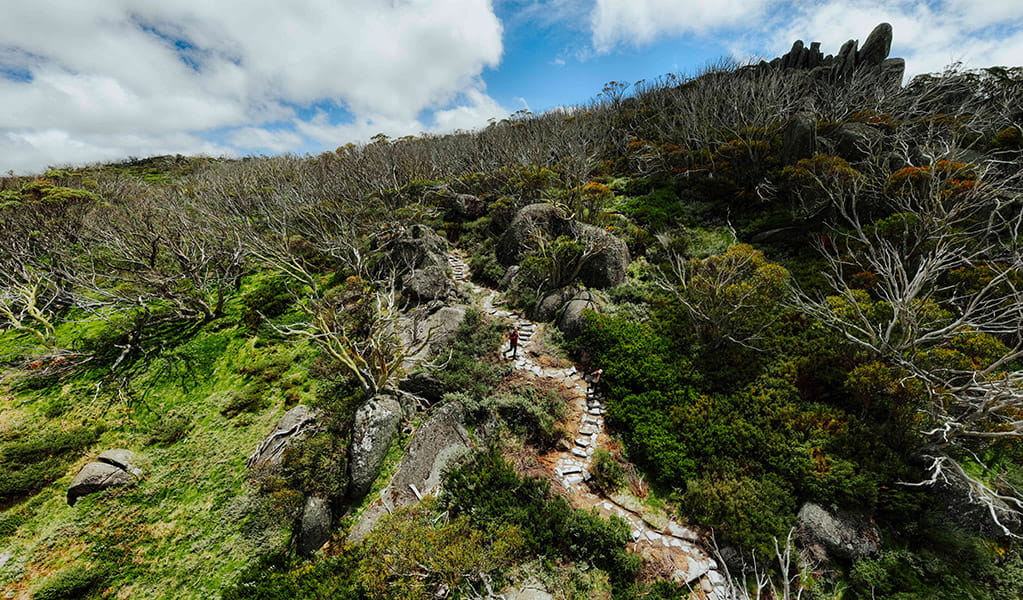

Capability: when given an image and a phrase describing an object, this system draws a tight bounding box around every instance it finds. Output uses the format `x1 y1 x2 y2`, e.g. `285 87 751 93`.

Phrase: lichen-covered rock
497 204 630 289
67 461 134 506
536 287 577 322
402 304 468 367
557 290 602 339
798 502 881 561
297 495 332 556
402 264 452 303
496 203 572 266
575 223 630 289
247 405 319 469
348 403 469 542
348 394 403 499
398 372 447 405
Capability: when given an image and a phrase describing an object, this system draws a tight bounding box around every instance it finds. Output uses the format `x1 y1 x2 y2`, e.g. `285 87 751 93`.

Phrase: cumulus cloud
0 0 506 174
591 0 770 52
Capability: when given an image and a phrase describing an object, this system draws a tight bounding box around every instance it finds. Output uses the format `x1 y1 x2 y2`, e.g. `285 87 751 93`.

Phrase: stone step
575 437 591 448
571 447 587 458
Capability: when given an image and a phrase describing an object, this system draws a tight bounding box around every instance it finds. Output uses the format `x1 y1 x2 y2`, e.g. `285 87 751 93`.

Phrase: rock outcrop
798 502 881 562
557 290 603 339
348 403 470 541
67 449 141 505
247 405 320 470
758 23 904 87
496 203 630 289
297 495 332 556
347 394 403 500
376 224 459 304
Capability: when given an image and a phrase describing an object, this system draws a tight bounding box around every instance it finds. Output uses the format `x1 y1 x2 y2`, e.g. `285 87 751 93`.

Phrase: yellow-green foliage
358 500 524 600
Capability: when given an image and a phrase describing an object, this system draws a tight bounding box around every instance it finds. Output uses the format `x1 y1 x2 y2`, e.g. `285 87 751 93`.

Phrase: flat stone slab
571 448 587 458
575 437 591 447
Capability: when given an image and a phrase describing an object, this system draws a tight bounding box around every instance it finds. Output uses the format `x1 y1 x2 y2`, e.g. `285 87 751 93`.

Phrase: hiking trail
448 250 726 596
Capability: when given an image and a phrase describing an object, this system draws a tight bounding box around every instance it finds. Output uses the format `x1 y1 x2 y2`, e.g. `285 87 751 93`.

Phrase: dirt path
448 250 725 596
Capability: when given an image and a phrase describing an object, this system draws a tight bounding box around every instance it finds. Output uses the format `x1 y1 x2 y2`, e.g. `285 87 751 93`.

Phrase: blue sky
1 0 1021 175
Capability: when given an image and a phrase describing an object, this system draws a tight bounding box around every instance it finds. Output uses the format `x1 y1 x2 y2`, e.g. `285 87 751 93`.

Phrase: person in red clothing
503 327 520 359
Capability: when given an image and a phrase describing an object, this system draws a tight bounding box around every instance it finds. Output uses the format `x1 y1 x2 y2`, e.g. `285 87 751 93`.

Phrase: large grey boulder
496 203 630 289
247 405 320 470
496 203 571 266
557 290 602 340
402 304 468 367
536 287 577 322
402 264 452 303
857 23 893 66
502 581 554 600
96 449 142 476
297 495 332 556
575 223 630 289
67 460 135 506
348 403 469 541
348 394 403 499
798 503 881 562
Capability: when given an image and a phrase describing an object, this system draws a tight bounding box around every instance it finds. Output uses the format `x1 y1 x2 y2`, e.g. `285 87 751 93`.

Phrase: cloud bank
0 0 507 174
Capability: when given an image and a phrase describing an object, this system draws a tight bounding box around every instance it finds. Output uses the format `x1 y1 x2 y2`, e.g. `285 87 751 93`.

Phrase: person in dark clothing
503 327 520 359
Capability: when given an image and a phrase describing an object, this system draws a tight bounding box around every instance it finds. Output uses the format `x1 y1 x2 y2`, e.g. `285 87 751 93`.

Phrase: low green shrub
32 565 109 600
590 449 626 494
217 387 267 418
145 412 192 445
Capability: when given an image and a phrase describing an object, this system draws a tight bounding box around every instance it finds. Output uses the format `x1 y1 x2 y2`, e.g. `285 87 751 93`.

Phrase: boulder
857 23 893 66
502 581 554 600
384 223 448 272
297 495 332 556
880 57 906 87
444 193 486 221
247 405 319 470
96 449 141 476
833 122 883 162
499 265 521 290
781 113 818 165
575 223 630 289
496 203 572 266
557 290 602 340
348 394 403 499
401 264 452 303
348 403 469 542
536 287 577 322
797 502 881 561
67 461 134 506
402 304 468 366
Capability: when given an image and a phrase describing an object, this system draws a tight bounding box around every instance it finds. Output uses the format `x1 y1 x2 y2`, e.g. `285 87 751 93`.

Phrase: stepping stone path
448 250 726 595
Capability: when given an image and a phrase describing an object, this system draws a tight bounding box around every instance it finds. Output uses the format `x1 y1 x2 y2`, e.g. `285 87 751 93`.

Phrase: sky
1 0 1021 175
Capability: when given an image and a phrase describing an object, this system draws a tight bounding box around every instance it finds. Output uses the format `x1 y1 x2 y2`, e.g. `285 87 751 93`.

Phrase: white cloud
227 127 305 153
591 0 770 52
0 0 507 174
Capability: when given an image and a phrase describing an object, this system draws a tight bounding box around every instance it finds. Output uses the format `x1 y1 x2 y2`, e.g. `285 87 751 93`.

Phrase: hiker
503 327 520 359
585 368 603 396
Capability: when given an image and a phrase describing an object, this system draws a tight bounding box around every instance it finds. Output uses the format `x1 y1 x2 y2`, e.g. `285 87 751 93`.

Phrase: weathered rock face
496 203 630 290
376 224 457 304
758 23 904 87
536 287 578 322
496 203 572 266
347 394 403 500
297 495 332 556
576 223 630 289
67 453 139 506
402 264 451 303
348 403 469 542
557 290 602 340
798 502 881 562
401 304 468 368
398 372 447 405
831 122 884 162
502 581 555 600
247 405 319 470
935 479 1022 538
